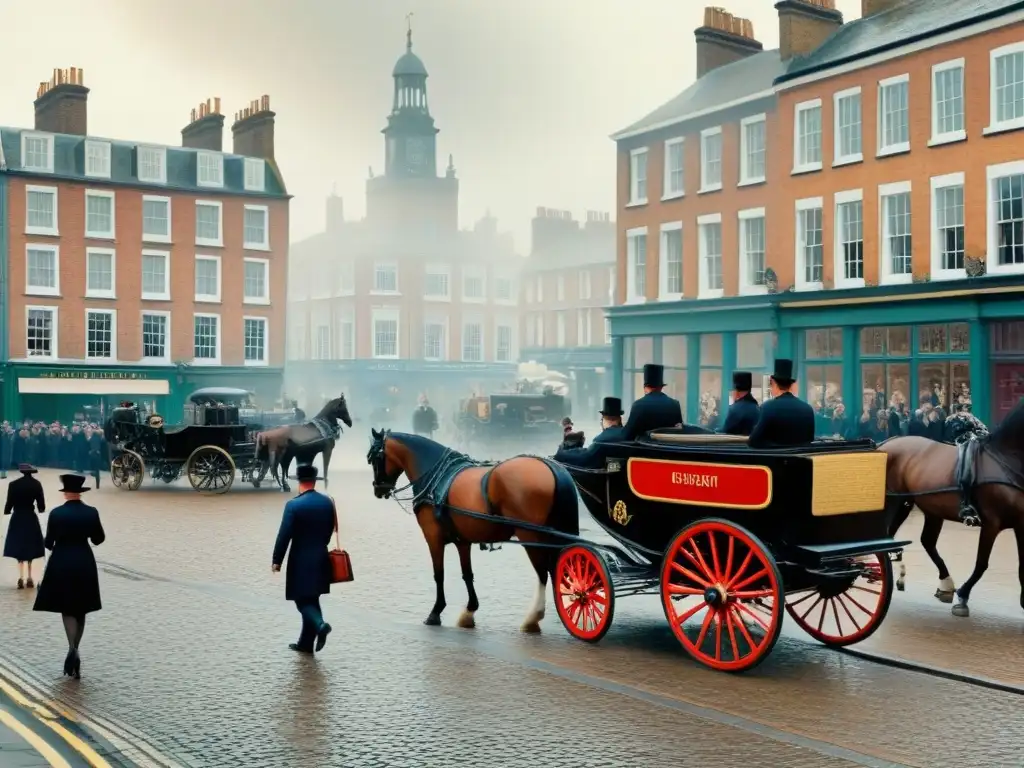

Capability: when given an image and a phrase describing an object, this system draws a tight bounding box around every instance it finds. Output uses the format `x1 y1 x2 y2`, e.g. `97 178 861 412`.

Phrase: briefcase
328 496 353 583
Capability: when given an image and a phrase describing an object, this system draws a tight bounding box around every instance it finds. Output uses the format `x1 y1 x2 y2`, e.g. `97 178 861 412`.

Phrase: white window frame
930 171 967 281
85 247 117 299
578 270 592 301
739 114 767 186
793 98 823 175
137 145 167 184
141 195 172 244
555 312 567 347
25 244 60 297
495 275 516 305
244 158 266 192
628 147 648 205
738 208 767 296
424 264 451 301
84 190 116 239
195 200 223 247
25 305 58 360
84 308 117 361
535 314 545 347
141 249 171 301
495 322 515 363
795 197 825 292
878 180 914 286
196 151 224 188
192 312 222 365
930 58 966 146
372 263 400 295
986 42 1024 135
194 254 222 303
576 309 591 347
697 212 724 300
243 204 270 250
423 315 449 361
371 307 400 359
833 86 863 166
699 126 723 193
834 188 865 289
662 137 685 199
243 257 270 305
84 140 111 179
25 185 58 236
141 310 171 363
986 159 1024 276
625 226 647 304
877 73 911 157
462 318 485 361
462 265 487 303
336 310 356 360
658 221 683 301
20 132 54 173
556 275 565 302
243 315 270 366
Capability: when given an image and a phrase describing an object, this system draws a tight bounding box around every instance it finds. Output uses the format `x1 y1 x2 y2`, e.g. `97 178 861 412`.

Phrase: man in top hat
723 371 760 436
620 364 683 441
554 397 627 466
748 359 816 448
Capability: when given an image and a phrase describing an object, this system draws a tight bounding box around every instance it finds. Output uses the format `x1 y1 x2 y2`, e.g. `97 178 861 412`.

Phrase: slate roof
778 0 1024 83
611 49 784 140
0 127 287 198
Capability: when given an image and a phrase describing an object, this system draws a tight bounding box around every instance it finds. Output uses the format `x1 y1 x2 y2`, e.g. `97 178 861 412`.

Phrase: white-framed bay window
833 86 863 166
931 58 966 145
84 190 115 239
625 226 647 303
137 146 167 184
25 244 59 296
930 171 966 279
834 189 865 288
85 309 116 360
697 213 723 299
699 126 722 193
244 158 266 192
142 195 171 243
193 313 221 364
879 181 913 285
85 247 116 299
986 159 1024 275
194 255 222 302
739 114 766 185
337 309 356 360
495 322 515 362
195 200 223 247
25 185 58 236
793 98 823 174
738 208 767 294
141 311 170 362
462 318 483 361
424 264 450 300
663 137 684 199
795 197 824 291
85 140 111 178
372 307 400 358
21 132 54 173
986 42 1024 135
243 205 269 250
243 258 270 304
628 147 648 205
26 306 57 359
658 221 683 300
423 315 448 361
197 151 223 187
372 263 399 294
244 316 269 366
878 73 910 156
141 250 170 300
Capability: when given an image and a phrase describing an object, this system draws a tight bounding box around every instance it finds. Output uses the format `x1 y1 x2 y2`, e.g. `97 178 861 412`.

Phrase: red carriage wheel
553 545 614 643
660 519 784 672
785 553 893 647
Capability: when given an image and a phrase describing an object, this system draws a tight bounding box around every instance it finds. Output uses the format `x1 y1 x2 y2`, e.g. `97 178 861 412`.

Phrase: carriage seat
161 424 190 435
646 431 749 445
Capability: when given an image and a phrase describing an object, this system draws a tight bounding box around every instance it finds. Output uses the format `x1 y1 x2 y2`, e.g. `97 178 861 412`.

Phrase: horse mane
987 398 1024 458
387 432 476 471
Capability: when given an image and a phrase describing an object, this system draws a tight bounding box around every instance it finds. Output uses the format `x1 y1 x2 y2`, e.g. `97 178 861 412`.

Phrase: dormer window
85 140 111 178
244 158 265 192
21 132 54 173
137 146 167 184
197 151 223 187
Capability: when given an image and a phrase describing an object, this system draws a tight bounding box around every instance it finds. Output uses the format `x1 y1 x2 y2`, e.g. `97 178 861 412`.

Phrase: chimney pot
695 7 763 78
33 65 89 135
776 0 843 61
182 98 225 151
231 93 276 160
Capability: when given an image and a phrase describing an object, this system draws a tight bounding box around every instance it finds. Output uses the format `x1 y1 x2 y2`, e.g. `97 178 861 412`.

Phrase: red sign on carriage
626 458 772 510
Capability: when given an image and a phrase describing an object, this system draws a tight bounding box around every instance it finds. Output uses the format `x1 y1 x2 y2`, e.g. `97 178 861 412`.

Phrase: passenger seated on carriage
748 359 816 449
619 365 683 441
554 398 626 467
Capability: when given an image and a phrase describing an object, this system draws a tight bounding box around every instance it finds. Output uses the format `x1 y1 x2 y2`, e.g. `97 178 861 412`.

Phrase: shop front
519 345 612 416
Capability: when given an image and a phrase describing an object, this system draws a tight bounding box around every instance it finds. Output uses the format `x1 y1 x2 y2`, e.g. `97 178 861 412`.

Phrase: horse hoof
951 603 970 617
896 579 905 592
520 622 541 634
456 611 476 629
423 614 442 626
934 589 955 603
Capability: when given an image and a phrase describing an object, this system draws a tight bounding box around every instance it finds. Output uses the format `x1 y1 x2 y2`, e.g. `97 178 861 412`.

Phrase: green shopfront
608 279 1024 432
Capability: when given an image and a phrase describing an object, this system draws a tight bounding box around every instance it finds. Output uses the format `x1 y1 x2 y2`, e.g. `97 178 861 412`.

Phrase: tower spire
406 12 413 51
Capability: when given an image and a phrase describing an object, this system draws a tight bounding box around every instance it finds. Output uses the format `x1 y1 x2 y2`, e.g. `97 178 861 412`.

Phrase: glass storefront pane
917 360 949 409
861 363 886 414
633 371 645 402
951 361 971 413
992 320 1024 353
887 362 910 412
662 335 688 368
804 364 845 436
994 362 1024 423
887 327 911 356
804 328 842 359
698 369 722 428
918 324 948 354
861 326 911 356
860 327 885 356
950 323 970 353
700 334 722 366
665 368 687 420
622 367 634 402
737 332 768 368
634 336 654 366
623 337 634 369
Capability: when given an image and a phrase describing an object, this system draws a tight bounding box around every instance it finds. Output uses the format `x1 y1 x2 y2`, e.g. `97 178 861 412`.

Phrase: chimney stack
695 7 763 78
232 95 275 160
862 0 903 17
34 67 89 135
182 98 225 151
326 194 345 234
776 1 843 61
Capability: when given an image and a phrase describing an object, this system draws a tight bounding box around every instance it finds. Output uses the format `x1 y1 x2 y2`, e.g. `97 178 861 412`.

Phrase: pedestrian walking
272 464 336 655
3 464 46 588
32 474 105 679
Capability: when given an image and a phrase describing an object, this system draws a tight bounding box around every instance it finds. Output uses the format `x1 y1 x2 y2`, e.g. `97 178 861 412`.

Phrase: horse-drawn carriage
454 392 570 454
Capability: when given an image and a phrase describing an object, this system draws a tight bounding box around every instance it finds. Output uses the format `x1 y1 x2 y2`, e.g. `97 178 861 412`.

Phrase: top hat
643 363 666 388
732 371 753 391
296 464 319 482
58 474 89 494
599 396 624 417
770 358 796 384
17 463 37 474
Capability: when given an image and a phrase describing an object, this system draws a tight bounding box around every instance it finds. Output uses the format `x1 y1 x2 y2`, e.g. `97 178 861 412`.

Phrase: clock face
406 137 426 166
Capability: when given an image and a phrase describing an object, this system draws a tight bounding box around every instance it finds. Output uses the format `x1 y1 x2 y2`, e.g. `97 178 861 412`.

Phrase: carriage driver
619 364 684 441
722 371 760 436
554 397 627 465
748 359 816 448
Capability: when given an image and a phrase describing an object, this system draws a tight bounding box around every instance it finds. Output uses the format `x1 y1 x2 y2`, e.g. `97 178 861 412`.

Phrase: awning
18 378 171 396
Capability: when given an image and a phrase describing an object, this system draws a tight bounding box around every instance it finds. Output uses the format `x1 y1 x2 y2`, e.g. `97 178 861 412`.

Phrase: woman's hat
18 463 37 474
599 397 624 416
58 474 89 494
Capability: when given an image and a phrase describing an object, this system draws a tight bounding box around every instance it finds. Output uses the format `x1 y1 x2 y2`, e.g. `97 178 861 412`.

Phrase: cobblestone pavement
0 468 1021 767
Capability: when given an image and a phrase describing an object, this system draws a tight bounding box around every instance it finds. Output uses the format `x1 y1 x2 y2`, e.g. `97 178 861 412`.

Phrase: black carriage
556 431 909 672
455 392 570 454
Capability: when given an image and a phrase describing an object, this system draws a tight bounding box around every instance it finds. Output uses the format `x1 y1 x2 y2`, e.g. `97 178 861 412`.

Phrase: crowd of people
1 420 108 477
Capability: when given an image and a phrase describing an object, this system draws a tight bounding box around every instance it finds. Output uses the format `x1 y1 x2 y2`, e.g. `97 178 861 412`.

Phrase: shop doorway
993 363 1024 425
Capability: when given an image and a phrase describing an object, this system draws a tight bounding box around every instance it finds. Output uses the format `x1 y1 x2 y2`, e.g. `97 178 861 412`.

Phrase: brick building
520 207 615 413
287 30 521 416
609 0 1024 429
0 68 288 422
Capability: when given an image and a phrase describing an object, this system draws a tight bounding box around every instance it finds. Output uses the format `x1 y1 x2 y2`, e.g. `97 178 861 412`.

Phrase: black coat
272 489 336 601
412 406 439 436
722 394 760 436
33 500 105 615
2 475 46 562
748 392 816 449
620 391 684 441
554 425 625 467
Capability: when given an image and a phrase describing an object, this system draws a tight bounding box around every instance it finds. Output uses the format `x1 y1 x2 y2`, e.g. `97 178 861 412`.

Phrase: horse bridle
368 433 397 497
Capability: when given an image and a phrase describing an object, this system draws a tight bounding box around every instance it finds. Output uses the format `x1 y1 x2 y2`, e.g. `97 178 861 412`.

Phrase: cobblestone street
1 467 1022 767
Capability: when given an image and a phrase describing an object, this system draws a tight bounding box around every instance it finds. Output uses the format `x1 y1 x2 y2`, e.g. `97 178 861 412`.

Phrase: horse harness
954 435 982 527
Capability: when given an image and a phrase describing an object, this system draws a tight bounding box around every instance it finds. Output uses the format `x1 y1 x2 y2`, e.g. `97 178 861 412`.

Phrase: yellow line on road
0 676 57 719
0 707 72 768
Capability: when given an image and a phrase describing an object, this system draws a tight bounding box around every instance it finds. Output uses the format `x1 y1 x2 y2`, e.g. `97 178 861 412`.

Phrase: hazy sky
1 0 864 251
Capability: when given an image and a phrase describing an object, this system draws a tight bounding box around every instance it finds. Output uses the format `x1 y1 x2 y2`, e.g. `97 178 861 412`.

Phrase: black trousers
294 597 324 650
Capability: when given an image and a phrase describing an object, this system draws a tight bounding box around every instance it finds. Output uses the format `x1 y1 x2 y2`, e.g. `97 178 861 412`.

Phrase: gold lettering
670 470 719 489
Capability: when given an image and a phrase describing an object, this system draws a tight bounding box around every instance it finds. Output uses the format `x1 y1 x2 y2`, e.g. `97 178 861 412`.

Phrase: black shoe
288 643 313 655
25 579 33 589
16 579 23 590
315 623 332 652
63 650 75 677
72 654 80 679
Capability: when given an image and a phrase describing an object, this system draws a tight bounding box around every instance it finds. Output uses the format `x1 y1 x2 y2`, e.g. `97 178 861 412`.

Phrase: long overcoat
33 501 105 615
2 475 46 562
272 490 336 601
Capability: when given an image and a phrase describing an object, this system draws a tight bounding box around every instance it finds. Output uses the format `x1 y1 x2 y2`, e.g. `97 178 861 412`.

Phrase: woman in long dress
33 474 105 679
2 463 46 588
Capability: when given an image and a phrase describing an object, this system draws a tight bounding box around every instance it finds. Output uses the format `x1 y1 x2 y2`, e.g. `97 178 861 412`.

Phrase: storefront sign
38 371 149 380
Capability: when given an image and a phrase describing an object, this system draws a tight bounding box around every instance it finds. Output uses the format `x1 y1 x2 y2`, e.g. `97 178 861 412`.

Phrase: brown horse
256 395 352 492
367 429 579 630
879 402 1024 617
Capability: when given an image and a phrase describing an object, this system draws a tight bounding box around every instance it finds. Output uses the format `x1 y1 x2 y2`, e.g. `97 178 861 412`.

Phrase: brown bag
328 496 353 584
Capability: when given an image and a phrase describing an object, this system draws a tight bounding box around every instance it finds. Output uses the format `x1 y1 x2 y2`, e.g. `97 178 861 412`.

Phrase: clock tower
383 24 438 178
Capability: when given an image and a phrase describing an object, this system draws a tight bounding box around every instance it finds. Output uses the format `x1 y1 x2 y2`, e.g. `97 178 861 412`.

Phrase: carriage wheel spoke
851 585 881 596
730 568 769 593
670 561 712 589
694 608 715 650
667 584 703 596
731 589 775 600
724 536 735 587
675 600 708 626
787 591 818 608
730 605 759 651
680 545 714 583
836 594 862 631
829 597 842 635
725 608 740 662
726 550 754 589
714 612 723 661
798 595 824 622
688 539 717 584
841 591 876 617
734 601 770 631
709 532 723 582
